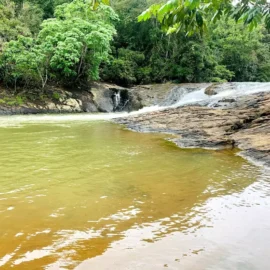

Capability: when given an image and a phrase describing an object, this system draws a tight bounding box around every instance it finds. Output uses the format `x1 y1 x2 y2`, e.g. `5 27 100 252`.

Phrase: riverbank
114 85 270 168
1 82 269 167
0 82 218 115
0 82 143 115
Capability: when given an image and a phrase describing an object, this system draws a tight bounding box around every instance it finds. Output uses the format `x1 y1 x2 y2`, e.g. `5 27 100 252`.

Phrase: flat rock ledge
114 92 270 168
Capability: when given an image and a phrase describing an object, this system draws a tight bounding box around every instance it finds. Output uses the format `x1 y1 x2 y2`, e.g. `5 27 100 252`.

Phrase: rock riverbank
0 82 143 115
115 88 270 168
1 81 269 167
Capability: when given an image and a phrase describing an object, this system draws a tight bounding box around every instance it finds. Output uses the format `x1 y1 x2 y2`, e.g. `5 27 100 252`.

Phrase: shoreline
114 91 270 169
123 124 270 170
0 82 269 168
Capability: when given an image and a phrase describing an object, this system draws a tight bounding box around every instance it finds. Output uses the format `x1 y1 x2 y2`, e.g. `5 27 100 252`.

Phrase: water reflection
75 170 270 270
0 119 269 269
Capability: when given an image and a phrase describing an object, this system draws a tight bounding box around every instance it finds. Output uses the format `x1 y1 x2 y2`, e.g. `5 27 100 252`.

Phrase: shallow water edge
0 116 269 269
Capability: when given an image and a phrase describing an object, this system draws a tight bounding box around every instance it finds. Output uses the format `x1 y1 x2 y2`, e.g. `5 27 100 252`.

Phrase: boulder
64 98 81 111
47 102 58 111
204 84 218 95
91 87 114 112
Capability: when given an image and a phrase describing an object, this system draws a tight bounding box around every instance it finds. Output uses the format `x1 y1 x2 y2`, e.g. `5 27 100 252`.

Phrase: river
0 115 269 269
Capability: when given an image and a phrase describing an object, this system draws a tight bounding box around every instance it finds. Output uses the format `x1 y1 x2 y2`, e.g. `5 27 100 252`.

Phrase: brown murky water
0 115 269 270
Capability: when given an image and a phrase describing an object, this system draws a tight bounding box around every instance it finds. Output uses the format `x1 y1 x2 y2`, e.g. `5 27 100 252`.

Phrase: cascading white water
112 91 122 111
173 88 209 106
114 91 121 108
0 82 269 126
173 82 270 108
127 82 270 116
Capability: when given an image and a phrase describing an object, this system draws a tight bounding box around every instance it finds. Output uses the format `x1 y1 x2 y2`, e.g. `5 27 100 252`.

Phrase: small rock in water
219 98 236 103
204 84 218 95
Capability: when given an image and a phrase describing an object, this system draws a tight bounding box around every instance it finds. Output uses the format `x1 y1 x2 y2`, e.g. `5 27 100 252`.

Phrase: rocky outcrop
128 84 179 107
0 82 211 115
115 92 270 167
0 86 97 115
128 83 211 107
90 82 146 112
0 82 145 115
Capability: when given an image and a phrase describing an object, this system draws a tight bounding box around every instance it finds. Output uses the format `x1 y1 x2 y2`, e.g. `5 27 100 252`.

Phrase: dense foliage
0 0 269 90
101 0 270 85
0 0 117 89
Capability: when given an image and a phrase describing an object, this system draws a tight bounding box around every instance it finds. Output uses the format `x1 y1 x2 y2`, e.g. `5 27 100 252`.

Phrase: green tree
209 17 270 81
1 0 118 88
0 1 32 51
18 2 43 34
39 0 118 82
1 37 40 90
101 0 269 84
101 48 146 85
101 0 235 84
32 0 72 19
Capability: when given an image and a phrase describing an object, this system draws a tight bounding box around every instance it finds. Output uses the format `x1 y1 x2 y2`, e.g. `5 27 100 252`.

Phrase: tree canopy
101 0 270 85
0 0 269 91
0 0 117 88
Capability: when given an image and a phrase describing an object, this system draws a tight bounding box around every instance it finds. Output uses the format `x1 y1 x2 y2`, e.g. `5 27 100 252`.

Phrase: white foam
0 83 269 127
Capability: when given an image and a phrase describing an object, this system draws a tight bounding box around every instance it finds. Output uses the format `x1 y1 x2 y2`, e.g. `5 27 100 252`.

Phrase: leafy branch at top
138 0 270 35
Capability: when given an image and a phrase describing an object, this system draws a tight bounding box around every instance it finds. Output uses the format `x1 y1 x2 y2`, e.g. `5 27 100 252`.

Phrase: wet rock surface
204 84 219 95
129 83 210 107
0 83 143 115
90 83 142 112
115 91 270 167
0 82 212 115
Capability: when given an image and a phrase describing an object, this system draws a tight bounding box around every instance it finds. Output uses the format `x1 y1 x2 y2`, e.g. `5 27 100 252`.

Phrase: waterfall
172 82 270 108
113 91 121 111
125 82 270 116
1 82 269 126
